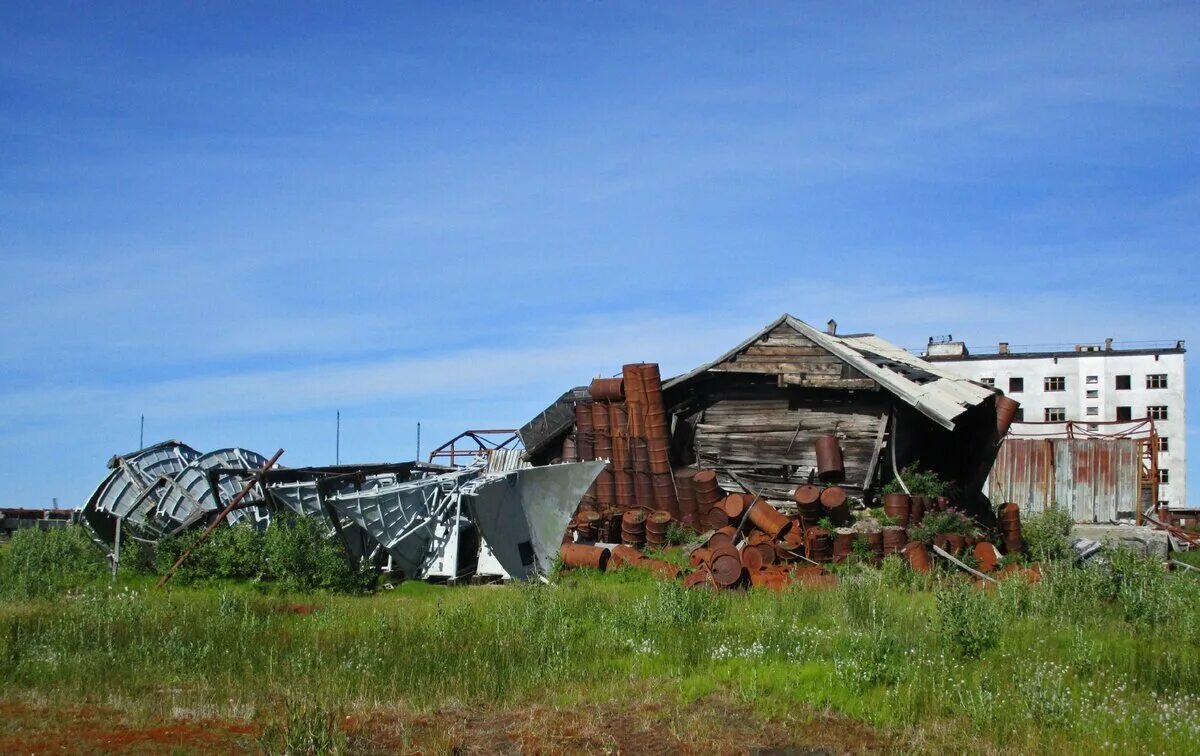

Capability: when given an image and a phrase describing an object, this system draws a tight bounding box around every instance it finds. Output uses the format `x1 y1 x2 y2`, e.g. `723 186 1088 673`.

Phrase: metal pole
416 422 421 461
139 415 144 449
336 410 340 465
111 519 122 582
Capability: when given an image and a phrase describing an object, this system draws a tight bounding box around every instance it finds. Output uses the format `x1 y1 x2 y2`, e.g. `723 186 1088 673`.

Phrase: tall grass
1 549 1198 753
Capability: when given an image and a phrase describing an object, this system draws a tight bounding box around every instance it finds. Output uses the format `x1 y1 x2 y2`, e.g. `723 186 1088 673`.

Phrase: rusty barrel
579 511 602 540
814 435 846 483
750 568 789 592
683 568 712 589
693 470 724 507
944 533 966 556
865 530 884 562
651 473 679 517
740 543 764 572
561 543 611 571
706 506 730 529
574 402 595 460
805 527 832 562
995 395 1021 437
706 526 737 551
722 493 747 521
820 486 851 526
1003 533 1024 554
620 509 646 546
882 526 906 556
752 542 776 566
674 468 699 526
589 377 625 402
902 541 931 573
909 495 927 526
610 544 644 568
974 542 1001 573
935 496 950 512
883 493 911 527
747 499 791 539
776 527 803 561
561 436 578 463
689 547 712 568
794 485 823 527
646 510 672 546
708 542 744 587
832 528 856 563
643 559 679 580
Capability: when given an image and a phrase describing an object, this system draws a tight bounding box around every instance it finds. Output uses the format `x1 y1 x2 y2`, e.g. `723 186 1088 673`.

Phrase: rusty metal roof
663 314 997 430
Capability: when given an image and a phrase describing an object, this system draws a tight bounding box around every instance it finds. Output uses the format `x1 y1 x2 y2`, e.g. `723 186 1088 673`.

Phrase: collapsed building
520 315 1012 517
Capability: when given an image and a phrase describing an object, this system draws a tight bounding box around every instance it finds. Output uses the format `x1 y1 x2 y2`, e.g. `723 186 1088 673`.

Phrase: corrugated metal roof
663 314 997 431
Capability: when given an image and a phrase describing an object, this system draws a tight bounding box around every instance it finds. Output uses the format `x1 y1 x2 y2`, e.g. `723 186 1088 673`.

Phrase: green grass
2 555 1199 753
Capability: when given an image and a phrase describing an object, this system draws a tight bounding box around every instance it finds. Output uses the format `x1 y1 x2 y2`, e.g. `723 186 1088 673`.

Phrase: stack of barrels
997 502 1024 554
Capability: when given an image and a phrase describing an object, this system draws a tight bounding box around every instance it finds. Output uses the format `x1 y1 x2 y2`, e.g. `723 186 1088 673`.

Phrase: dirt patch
0 695 895 754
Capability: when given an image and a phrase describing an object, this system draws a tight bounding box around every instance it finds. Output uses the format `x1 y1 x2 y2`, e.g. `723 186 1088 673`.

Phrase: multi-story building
924 338 1187 509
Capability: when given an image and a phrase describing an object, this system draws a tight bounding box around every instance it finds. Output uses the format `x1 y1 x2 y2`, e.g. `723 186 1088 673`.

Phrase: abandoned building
519 314 1009 516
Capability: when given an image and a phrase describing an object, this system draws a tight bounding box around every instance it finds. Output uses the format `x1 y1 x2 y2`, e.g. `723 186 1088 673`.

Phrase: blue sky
1 2 1197 507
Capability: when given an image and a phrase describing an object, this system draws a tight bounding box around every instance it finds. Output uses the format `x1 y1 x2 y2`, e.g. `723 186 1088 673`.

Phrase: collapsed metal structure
81 440 604 582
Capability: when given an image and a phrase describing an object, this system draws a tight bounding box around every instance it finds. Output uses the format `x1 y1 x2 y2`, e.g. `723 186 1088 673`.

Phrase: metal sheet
989 438 1141 522
82 441 202 544
467 461 605 580
152 448 272 534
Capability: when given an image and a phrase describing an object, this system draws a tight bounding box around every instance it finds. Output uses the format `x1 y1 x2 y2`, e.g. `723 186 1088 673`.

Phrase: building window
1116 375 1131 390
1009 377 1024 393
1147 374 1168 389
1158 469 1170 485
1148 405 1168 420
981 377 995 387
1159 437 1169 453
1086 406 1099 416
1044 376 1066 392
1116 406 1132 421
1086 375 1098 385
1045 407 1066 422
1013 408 1024 422
1086 389 1099 399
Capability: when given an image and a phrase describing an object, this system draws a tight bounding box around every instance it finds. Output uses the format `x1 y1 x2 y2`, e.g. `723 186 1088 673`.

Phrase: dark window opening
1009 377 1024 393
1116 375 1131 390
1116 406 1132 422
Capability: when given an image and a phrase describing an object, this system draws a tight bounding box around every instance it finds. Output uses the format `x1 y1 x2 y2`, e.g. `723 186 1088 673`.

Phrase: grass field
2 550 1200 754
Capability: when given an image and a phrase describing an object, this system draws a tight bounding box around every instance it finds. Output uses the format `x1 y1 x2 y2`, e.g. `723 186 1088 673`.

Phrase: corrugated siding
989 438 1140 522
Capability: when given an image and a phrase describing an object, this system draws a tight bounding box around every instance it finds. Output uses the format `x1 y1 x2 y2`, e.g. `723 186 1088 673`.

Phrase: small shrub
0 526 107 598
263 514 375 593
880 462 946 497
937 580 1001 659
1108 546 1171 628
258 697 348 755
1022 506 1074 562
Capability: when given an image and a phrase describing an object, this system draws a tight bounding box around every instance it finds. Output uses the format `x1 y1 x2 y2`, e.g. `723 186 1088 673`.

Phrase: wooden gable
708 322 875 390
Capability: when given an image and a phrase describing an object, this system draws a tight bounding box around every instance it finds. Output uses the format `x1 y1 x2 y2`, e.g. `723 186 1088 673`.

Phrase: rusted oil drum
995 395 1021 437
693 470 724 507
882 526 906 555
793 484 822 506
689 547 712 568
820 486 851 526
674 469 699 526
580 511 602 540
595 466 616 508
633 470 654 511
1003 533 1024 554
620 509 646 546
561 436 578 463
641 559 679 580
589 377 625 402
903 541 931 573
832 528 856 563
747 499 791 539
651 473 679 517
909 495 927 526
610 544 644 568
974 542 1001 572
776 527 803 561
706 528 736 551
883 493 911 527
753 542 777 566
561 543 611 571
683 568 712 589
750 568 788 592
864 530 884 563
944 533 966 556
805 527 832 562
574 403 595 461
706 506 730 529
709 549 744 588
814 435 846 483
740 543 764 572
646 510 672 534
722 493 747 521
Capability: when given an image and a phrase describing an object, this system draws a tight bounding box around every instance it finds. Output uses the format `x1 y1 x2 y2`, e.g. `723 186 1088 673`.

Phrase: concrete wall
935 351 1186 509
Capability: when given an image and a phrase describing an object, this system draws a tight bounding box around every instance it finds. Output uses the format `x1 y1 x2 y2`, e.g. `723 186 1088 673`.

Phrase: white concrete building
925 339 1187 509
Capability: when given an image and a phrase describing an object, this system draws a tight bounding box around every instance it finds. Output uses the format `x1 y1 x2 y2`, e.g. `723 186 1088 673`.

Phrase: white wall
935 352 1187 508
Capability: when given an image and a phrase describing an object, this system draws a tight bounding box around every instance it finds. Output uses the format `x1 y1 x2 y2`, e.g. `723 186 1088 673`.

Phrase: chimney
999 342 1009 355
1105 338 1113 351
826 319 837 336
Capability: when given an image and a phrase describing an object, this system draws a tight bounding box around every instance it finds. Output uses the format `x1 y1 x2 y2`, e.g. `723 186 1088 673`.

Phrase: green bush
880 462 946 497
156 516 374 594
1021 506 1074 562
0 525 107 598
937 580 1001 658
